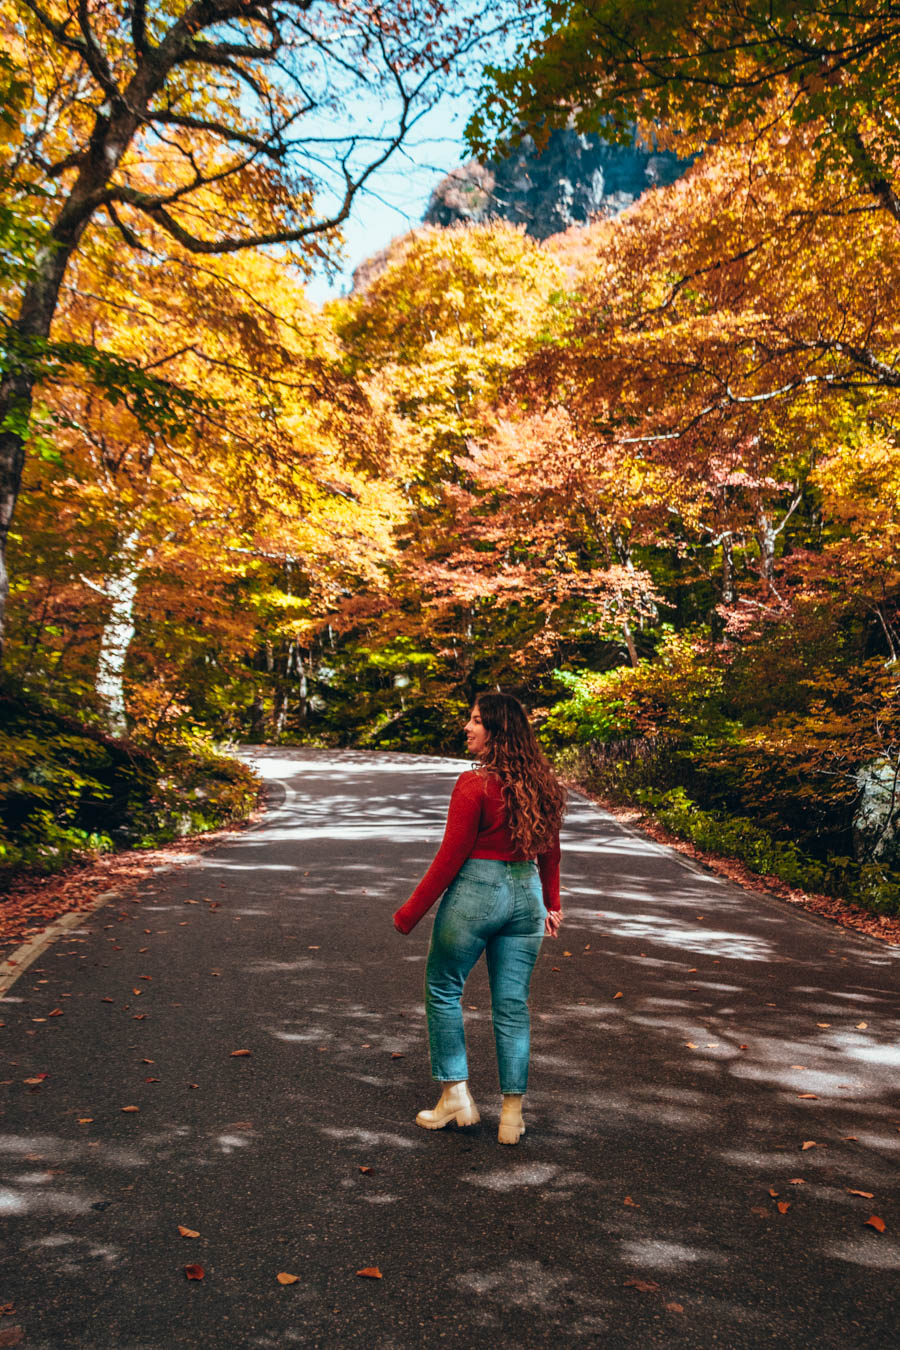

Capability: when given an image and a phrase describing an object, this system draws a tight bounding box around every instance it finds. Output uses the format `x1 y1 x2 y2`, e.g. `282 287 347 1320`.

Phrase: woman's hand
544 909 562 938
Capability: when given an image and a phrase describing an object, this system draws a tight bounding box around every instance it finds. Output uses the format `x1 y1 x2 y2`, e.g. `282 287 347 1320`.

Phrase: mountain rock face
423 128 690 238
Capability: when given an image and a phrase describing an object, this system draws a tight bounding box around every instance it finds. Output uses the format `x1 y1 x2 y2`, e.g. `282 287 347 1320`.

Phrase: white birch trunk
95 530 141 737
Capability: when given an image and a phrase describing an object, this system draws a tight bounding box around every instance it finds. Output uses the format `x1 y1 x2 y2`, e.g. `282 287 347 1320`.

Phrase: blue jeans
425 858 545 1094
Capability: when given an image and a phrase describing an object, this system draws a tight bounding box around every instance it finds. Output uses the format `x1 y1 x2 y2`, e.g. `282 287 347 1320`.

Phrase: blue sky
303 90 475 306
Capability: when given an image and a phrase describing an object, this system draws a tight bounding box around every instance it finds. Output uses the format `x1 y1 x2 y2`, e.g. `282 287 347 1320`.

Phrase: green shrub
0 691 260 880
634 786 900 916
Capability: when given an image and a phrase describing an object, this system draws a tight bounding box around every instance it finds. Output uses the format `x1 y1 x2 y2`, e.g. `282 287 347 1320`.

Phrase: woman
393 692 566 1145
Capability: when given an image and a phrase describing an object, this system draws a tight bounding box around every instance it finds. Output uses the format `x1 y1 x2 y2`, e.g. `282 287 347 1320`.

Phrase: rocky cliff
423 128 691 238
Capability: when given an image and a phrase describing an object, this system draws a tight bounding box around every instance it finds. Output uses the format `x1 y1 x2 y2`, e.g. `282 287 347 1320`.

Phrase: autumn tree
7 220 408 736
471 0 900 219
0 0 522 650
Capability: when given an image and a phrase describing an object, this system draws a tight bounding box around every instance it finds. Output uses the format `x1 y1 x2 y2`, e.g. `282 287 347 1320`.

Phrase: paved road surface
1 748 898 1349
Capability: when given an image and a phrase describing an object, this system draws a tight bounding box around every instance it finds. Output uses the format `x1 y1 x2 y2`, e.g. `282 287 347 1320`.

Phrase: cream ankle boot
498 1094 525 1144
415 1081 480 1130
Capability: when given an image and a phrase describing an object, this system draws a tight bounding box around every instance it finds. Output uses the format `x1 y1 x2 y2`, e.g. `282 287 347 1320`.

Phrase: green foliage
0 691 259 878
539 669 629 746
636 787 900 917
1 327 213 439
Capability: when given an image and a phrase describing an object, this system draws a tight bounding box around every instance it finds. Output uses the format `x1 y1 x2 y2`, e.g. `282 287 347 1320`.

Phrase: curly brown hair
475 692 566 856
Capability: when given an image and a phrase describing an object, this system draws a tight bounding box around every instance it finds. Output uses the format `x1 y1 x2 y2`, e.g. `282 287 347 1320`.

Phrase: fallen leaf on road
768 1188 779 1198
563 951 572 957
801 1141 816 1150
308 946 319 950
623 1196 639 1207
178 1226 200 1239
816 1023 830 1028
797 1094 818 1099
777 1201 791 1214
121 1105 139 1113
132 989 142 996
142 1058 154 1064
865 1215 886 1233
843 1136 859 1142
184 1264 205 1280
356 1267 383 1279
847 1190 874 1199
48 1009 63 1017
359 1166 374 1174
230 1050 251 1057
101 997 113 1003
77 1117 93 1124
665 1303 684 1313
613 992 623 999
789 1178 805 1185
624 1278 659 1292
750 1206 771 1218
856 1022 868 1029
551 967 560 972
132 1014 146 1020
0 1327 24 1346
390 1053 405 1059
23 1075 47 1085
276 1272 299 1285
738 1044 748 1050
685 1042 698 1049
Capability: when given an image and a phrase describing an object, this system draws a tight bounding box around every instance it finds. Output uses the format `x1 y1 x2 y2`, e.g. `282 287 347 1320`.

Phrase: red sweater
393 770 561 935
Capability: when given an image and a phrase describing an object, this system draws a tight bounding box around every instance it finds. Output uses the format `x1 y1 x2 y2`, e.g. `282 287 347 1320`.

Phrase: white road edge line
0 889 123 999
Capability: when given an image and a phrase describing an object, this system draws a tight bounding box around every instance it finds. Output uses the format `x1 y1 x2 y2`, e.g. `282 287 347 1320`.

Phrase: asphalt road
1 747 898 1350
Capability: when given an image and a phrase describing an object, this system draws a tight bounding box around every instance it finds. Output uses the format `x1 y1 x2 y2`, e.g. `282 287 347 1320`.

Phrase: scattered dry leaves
276 1272 299 1285
356 1267 383 1279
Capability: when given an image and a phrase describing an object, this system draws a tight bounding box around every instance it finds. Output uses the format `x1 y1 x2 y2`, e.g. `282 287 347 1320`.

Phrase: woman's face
464 705 489 758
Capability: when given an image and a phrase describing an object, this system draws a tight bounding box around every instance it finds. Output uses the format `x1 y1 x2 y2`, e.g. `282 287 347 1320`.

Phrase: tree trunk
755 507 777 592
94 531 142 737
721 533 736 606
621 618 640 668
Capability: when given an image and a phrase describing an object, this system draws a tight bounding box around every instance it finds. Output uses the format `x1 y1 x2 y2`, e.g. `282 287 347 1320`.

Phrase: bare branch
132 0 149 56
148 110 287 158
76 0 120 100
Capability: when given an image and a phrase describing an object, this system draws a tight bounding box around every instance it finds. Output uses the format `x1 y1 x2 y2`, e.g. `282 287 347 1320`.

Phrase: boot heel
455 1103 481 1127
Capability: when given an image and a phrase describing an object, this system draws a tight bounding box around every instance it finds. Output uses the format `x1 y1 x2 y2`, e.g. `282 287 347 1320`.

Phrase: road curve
0 747 898 1349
